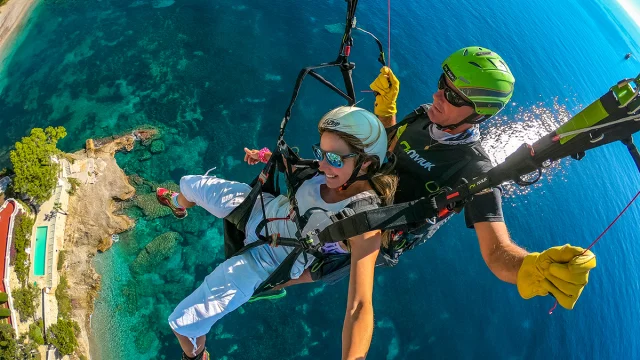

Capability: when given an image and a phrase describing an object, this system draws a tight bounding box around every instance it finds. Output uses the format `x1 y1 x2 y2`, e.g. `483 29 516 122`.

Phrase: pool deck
17 158 72 336
29 159 72 290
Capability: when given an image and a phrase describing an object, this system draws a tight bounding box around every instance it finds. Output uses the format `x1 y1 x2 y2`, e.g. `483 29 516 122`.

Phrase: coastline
61 131 156 359
0 0 39 66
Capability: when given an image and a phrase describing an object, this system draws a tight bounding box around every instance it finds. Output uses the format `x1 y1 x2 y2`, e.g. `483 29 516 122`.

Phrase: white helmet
318 106 388 164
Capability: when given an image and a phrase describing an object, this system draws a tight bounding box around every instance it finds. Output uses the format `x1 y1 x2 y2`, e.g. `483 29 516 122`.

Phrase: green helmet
442 46 515 117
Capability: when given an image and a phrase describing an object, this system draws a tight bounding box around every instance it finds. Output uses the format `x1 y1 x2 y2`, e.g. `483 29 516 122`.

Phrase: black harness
389 104 493 201
222 150 382 295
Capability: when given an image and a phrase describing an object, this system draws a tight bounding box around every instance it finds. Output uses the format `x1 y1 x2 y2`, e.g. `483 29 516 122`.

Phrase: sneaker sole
156 188 188 219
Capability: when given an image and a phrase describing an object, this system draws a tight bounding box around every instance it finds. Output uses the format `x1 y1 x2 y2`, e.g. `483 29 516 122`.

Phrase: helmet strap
339 157 370 191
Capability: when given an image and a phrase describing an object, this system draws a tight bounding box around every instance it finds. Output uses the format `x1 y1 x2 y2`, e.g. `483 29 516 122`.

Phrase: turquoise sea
1 0 639 359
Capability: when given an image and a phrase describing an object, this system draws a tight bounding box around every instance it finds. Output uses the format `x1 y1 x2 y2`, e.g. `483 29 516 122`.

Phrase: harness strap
385 104 429 137
288 166 320 198
327 193 381 237
436 155 472 187
317 196 439 244
389 104 487 197
253 247 305 295
622 137 640 172
223 173 271 259
249 192 382 294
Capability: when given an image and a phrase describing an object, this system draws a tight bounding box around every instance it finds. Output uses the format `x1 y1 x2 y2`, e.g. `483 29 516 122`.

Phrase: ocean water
1 0 639 359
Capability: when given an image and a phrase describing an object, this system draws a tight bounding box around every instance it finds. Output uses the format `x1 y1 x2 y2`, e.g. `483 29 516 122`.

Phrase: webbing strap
385 104 429 136
253 247 304 295
317 197 438 244
226 180 264 228
328 194 380 227
621 137 640 172
225 154 280 236
222 179 266 259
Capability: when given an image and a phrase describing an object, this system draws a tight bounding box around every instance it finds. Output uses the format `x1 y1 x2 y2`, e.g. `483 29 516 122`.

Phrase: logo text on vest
400 141 435 171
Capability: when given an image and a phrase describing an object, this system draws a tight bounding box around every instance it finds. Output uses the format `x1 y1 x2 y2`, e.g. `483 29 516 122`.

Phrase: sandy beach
0 0 38 63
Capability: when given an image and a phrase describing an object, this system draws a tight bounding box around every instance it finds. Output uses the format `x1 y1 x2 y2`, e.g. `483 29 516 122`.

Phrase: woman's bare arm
342 230 381 360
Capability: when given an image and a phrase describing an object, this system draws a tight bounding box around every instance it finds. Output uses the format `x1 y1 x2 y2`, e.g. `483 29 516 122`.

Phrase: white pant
167 175 294 344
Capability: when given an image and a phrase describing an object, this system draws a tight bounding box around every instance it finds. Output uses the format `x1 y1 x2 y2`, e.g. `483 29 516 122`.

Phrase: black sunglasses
438 74 474 108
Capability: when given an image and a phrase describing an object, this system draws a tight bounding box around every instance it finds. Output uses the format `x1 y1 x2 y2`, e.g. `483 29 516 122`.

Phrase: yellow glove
517 244 596 309
369 66 400 117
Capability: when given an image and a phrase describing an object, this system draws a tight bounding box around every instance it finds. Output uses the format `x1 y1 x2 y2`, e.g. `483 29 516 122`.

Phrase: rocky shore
61 129 157 358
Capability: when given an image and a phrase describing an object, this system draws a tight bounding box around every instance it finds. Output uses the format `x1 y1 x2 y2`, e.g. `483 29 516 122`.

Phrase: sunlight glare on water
480 100 577 196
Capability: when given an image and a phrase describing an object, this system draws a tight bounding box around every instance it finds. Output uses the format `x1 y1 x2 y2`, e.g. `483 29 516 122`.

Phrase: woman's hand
244 147 270 165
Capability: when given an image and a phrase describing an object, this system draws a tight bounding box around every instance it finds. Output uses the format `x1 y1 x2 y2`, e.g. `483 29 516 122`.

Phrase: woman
157 106 397 360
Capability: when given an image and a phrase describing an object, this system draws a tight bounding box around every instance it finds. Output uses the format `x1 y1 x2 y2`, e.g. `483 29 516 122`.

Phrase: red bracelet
258 147 270 163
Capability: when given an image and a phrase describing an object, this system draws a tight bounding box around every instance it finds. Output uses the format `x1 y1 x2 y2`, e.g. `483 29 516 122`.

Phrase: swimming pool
34 226 48 276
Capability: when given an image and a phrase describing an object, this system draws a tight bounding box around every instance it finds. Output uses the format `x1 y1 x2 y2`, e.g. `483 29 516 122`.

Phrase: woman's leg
178 175 252 218
176 193 196 209
168 250 271 356
173 330 206 358
272 268 314 291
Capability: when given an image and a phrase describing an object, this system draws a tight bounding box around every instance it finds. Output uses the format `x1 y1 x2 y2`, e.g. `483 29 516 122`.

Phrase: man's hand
517 244 596 309
369 66 399 117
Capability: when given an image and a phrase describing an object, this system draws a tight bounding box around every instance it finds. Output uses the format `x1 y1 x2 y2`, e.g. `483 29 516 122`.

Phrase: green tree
12 214 35 285
52 202 67 215
12 283 40 320
47 319 79 356
17 333 40 359
0 323 17 360
67 177 81 195
57 250 67 271
28 323 44 346
56 275 72 319
10 126 67 204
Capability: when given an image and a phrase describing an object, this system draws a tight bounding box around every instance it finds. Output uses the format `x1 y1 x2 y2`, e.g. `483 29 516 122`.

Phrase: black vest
391 105 493 204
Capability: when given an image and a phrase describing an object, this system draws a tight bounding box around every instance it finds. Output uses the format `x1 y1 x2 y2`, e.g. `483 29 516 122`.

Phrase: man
370 46 596 310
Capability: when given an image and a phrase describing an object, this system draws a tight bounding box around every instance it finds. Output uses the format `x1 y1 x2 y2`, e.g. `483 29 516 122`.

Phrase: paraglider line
549 190 640 314
388 0 391 65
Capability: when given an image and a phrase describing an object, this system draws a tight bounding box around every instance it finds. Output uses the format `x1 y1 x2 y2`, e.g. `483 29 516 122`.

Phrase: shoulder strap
439 142 492 186
435 155 472 187
329 191 381 223
348 191 381 210
469 142 492 162
386 104 431 136
431 139 492 187
318 195 440 244
288 166 319 196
